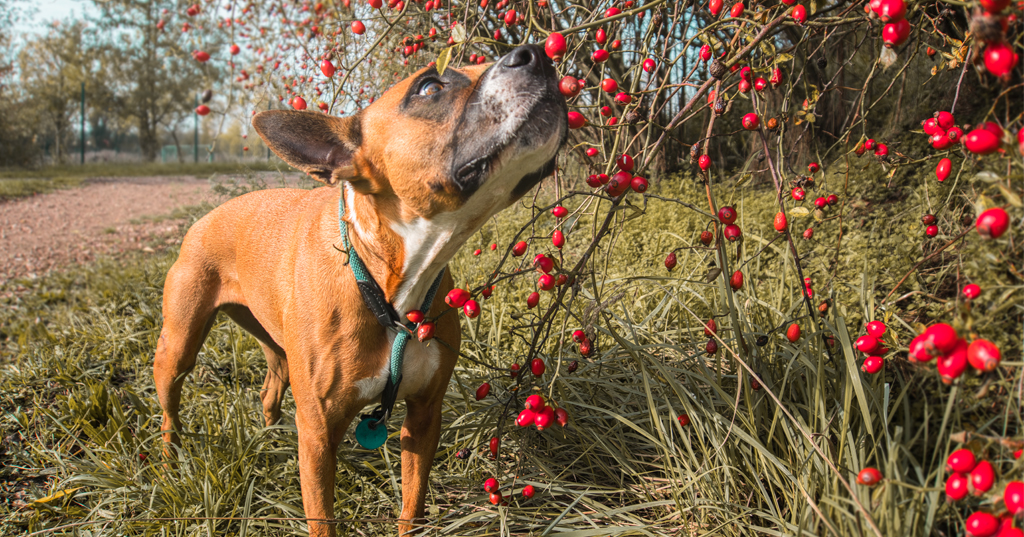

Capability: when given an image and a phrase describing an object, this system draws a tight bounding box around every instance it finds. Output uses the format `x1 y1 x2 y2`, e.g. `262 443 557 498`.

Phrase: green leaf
436 46 454 76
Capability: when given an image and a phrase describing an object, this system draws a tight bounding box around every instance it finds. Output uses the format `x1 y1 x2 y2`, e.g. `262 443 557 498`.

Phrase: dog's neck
342 184 479 316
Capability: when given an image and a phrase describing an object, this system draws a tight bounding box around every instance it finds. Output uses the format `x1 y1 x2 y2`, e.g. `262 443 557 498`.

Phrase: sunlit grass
0 163 1019 536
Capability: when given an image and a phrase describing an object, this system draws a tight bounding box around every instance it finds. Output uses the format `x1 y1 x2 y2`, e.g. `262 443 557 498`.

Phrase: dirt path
0 176 224 286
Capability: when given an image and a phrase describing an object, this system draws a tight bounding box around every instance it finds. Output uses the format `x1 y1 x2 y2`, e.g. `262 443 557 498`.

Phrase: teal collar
339 192 445 449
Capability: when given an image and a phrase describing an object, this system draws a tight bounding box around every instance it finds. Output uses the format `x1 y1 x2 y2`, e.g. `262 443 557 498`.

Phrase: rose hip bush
1 0 1022 535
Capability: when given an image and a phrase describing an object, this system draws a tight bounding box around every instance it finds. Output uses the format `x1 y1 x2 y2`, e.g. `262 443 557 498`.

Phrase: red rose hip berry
773 212 788 233
417 322 435 341
947 449 977 474
741 113 760 130
786 323 801 342
717 206 737 224
966 459 991 498
723 224 742 241
861 355 884 374
446 288 470 308
545 32 566 61
1003 481 1024 515
729 270 743 290
965 512 999 537
664 252 677 270
856 467 882 486
975 207 1009 239
966 339 1000 372
946 472 969 501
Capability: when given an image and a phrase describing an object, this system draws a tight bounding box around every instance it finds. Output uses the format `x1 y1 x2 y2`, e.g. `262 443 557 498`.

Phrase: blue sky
13 0 96 36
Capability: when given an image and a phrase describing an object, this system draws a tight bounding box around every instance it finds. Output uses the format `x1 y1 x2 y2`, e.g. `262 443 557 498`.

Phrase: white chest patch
354 331 441 404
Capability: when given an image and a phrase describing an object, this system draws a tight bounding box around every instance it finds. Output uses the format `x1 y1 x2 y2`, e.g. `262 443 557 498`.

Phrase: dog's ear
252 110 364 186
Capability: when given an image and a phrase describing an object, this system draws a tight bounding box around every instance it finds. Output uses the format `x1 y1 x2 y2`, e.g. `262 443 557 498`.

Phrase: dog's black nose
499 45 550 74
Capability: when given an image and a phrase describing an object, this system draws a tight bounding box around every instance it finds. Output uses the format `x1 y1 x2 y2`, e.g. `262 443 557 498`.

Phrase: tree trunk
138 111 158 162
170 128 184 163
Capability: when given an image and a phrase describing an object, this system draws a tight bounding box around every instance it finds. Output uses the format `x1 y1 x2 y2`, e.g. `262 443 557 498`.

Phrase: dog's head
253 44 567 221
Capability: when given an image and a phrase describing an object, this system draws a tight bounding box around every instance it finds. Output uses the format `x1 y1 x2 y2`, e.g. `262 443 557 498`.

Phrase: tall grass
0 163 1020 536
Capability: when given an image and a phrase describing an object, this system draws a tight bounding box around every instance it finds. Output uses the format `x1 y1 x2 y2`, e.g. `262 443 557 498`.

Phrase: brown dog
153 45 566 536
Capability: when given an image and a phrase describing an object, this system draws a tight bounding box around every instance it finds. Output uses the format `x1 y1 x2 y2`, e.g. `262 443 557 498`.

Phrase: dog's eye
419 80 443 96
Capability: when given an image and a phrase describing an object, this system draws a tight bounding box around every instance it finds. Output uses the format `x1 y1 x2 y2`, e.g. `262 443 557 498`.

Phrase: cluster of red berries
393 34 436 59
855 321 889 374
479 395 568 505
532 254 570 294
866 0 910 47
854 138 890 159
921 213 940 238
908 323 1002 384
710 206 744 291
923 111 965 151
516 394 569 431
703 318 718 355
582 153 648 195
483 476 537 506
410 283 497 341
572 329 594 357
735 65 784 94
944 448 1023 537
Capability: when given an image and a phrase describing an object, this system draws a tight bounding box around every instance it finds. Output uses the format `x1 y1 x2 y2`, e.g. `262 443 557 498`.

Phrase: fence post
194 94 200 163
80 82 85 165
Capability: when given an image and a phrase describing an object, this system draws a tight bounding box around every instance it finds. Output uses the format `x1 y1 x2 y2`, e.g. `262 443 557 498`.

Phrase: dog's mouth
455 155 491 187
450 94 566 196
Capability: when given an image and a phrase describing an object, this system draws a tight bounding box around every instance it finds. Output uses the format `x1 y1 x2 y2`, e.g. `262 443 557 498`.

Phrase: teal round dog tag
355 417 388 450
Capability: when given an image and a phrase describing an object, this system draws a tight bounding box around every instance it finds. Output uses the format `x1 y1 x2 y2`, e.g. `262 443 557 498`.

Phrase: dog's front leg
296 399 355 537
397 393 444 535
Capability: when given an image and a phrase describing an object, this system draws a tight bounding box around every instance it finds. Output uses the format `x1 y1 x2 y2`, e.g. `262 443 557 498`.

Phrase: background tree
89 0 223 162
0 0 40 167
16 20 98 164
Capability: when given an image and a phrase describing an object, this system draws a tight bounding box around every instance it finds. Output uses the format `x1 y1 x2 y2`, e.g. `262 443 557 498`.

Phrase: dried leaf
974 171 1002 183
31 487 82 506
997 184 1022 207
880 46 897 69
789 207 810 218
452 23 467 43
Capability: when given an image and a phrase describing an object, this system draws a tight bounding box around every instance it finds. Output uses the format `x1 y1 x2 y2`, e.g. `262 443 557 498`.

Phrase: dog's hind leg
154 260 220 448
257 342 290 426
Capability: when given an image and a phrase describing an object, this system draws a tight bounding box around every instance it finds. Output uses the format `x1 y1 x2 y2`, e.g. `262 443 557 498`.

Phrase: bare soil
0 176 223 286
